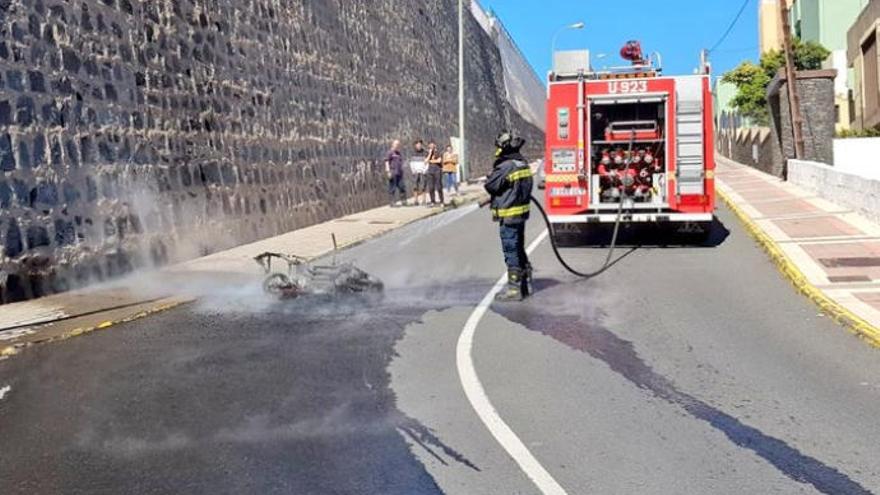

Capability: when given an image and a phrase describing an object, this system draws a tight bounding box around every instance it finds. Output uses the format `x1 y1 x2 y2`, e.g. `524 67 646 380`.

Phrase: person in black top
384 140 406 207
425 141 444 206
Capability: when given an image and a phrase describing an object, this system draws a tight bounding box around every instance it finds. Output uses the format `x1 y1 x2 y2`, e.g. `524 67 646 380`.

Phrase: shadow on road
553 218 731 249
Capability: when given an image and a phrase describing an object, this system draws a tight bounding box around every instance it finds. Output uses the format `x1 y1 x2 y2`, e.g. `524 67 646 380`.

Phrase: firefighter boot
495 269 524 302
522 263 534 298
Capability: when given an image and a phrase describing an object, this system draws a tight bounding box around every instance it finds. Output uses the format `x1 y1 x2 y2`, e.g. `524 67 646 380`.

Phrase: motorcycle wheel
263 273 294 296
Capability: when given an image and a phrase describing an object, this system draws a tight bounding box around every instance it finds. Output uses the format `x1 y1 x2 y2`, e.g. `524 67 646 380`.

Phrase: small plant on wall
836 128 880 138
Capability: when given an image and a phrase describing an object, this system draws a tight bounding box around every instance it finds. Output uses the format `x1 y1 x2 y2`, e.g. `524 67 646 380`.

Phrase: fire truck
543 41 715 236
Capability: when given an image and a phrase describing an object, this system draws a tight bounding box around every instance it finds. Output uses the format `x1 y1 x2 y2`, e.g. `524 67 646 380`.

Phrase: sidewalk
716 155 880 346
0 183 487 357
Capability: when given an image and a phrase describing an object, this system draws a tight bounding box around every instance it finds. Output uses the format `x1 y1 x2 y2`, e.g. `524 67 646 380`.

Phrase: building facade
790 0 869 131
847 0 880 130
760 0 793 54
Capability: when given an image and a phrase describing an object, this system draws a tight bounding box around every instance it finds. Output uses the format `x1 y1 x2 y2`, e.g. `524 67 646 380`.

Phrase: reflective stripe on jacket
485 156 533 225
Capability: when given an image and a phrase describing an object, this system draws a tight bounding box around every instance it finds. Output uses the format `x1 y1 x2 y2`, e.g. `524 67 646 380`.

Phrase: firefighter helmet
495 131 525 154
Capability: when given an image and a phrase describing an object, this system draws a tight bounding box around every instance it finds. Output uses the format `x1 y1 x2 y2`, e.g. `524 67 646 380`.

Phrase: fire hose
479 192 626 280
481 134 636 280
529 191 625 279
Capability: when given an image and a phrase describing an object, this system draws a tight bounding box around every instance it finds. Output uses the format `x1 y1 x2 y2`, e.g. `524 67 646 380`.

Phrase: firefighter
485 131 533 302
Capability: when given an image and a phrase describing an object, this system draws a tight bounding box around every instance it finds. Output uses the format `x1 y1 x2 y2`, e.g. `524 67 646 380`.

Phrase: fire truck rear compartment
590 98 667 206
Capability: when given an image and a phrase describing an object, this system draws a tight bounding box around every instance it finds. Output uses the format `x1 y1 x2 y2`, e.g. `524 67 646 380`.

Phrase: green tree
723 62 772 123
722 39 830 125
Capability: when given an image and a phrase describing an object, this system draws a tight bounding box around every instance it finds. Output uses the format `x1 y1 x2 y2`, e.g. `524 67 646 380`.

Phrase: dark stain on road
0 290 483 494
496 301 874 495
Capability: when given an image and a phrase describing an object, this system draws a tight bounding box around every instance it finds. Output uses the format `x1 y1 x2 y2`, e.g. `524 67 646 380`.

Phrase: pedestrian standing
410 140 429 206
384 139 406 207
425 141 444 206
442 144 459 197
485 131 533 302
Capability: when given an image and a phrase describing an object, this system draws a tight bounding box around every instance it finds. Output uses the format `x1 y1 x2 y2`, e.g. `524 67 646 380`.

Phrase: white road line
456 229 569 495
0 385 11 401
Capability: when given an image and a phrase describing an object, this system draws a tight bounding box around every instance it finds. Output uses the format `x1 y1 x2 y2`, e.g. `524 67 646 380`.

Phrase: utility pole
779 0 805 159
458 0 467 181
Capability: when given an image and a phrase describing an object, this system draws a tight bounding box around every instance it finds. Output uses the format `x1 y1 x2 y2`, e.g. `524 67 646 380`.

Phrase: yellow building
759 0 794 54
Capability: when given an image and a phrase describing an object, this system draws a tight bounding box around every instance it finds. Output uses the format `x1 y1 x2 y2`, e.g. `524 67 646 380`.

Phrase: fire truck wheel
679 222 712 245
551 225 590 247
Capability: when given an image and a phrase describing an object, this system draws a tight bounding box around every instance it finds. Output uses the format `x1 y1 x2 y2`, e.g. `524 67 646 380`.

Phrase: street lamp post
458 0 467 182
551 22 585 59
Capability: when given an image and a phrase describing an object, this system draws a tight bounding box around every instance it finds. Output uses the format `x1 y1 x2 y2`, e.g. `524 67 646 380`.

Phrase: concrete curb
1 298 192 358
323 193 485 255
717 187 880 348
55 299 192 342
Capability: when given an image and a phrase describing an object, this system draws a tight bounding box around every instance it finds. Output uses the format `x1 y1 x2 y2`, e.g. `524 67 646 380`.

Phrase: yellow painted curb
718 187 880 348
0 300 191 358
55 300 190 343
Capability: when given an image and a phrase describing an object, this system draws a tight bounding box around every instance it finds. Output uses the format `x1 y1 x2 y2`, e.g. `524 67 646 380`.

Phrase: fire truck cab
544 46 715 235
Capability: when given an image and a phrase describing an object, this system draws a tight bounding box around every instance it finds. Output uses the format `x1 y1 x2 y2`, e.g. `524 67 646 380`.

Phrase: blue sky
479 0 759 83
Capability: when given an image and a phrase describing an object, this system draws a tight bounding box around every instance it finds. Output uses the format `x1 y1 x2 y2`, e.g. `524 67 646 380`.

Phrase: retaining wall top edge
768 69 838 95
787 159 873 182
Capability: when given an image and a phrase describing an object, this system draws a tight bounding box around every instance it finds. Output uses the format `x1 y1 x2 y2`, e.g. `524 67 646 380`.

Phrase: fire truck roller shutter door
676 77 706 196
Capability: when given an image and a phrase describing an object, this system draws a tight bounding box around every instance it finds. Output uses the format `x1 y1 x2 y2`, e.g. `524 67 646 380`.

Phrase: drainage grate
828 275 872 283
819 257 880 268
368 220 396 225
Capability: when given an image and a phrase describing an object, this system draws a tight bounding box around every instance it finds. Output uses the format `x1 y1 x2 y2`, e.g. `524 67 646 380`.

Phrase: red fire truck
543 42 715 236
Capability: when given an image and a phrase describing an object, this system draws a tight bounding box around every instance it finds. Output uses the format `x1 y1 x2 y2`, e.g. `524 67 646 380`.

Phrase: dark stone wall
716 127 785 177
0 0 544 303
768 69 837 172
717 70 836 178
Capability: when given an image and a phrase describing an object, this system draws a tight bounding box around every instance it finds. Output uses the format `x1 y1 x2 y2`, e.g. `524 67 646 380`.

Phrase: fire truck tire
550 225 587 247
679 221 712 245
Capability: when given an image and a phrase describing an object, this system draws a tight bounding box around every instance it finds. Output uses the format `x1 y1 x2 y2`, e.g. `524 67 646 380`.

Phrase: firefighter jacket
485 152 533 225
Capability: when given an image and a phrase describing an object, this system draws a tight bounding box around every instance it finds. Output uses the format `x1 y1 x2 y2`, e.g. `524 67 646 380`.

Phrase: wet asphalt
1 202 880 494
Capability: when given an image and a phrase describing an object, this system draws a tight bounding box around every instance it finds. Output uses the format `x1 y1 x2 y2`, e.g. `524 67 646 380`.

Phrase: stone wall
715 127 785 177
768 69 837 171
717 70 836 179
0 0 544 303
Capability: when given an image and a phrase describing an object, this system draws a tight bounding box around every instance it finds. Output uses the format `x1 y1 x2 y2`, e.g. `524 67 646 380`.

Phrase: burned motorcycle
254 252 384 300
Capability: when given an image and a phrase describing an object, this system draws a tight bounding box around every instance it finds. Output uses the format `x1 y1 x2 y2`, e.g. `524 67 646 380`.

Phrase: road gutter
718 187 880 348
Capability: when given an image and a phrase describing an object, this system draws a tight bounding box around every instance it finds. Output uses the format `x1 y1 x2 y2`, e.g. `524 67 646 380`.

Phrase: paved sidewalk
0 183 487 356
716 154 880 345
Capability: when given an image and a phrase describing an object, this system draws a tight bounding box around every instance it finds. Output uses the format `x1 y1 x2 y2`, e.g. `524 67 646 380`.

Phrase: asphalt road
2 202 880 494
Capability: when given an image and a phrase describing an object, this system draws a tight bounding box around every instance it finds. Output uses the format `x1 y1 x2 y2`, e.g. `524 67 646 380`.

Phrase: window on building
862 33 878 121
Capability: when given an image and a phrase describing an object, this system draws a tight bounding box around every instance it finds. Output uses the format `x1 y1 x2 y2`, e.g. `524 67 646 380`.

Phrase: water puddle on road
494 303 873 495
